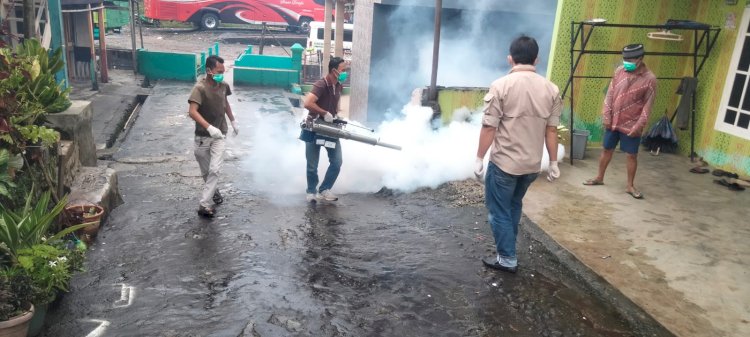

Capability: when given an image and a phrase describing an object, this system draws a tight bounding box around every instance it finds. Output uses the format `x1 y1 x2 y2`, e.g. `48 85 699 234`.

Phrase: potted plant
16 243 74 336
0 267 35 337
0 191 89 335
64 204 104 244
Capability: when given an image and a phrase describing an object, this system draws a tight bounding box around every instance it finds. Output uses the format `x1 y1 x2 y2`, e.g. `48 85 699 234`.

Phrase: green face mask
337 71 348 82
623 61 637 72
212 73 224 83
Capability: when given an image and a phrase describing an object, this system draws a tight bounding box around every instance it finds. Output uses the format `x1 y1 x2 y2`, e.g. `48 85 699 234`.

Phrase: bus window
316 28 353 42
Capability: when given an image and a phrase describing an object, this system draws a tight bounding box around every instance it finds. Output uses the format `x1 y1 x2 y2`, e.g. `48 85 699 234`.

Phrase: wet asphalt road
41 81 671 337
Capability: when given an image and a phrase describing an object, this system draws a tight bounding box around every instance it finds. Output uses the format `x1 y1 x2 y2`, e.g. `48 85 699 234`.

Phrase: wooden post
323 0 333 69
259 22 266 55
64 13 75 80
428 0 442 101
98 4 108 83
335 0 344 57
129 0 137 74
23 0 35 39
87 5 98 90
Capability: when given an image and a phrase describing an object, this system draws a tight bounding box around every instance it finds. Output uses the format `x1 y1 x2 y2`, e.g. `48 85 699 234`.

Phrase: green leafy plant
13 39 71 114
17 124 59 148
0 191 88 259
17 243 72 304
0 39 64 155
0 148 19 198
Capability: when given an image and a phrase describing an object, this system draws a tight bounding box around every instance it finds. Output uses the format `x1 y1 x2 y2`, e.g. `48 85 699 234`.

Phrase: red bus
144 0 327 32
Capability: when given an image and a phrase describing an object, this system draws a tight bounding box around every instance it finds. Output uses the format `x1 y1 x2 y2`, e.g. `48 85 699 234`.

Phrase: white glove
547 161 560 182
231 120 239 136
323 112 334 123
474 157 485 180
206 125 225 139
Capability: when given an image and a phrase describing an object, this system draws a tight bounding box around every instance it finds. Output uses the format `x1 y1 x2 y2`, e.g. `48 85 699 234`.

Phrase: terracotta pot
65 204 104 243
0 305 34 337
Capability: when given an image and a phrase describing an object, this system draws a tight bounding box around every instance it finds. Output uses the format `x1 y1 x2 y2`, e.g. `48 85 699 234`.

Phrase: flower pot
0 305 34 337
65 204 104 244
26 303 47 337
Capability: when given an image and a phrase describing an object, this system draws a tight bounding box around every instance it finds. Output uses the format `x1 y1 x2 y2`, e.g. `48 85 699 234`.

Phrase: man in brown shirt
188 55 238 217
583 44 656 199
303 57 347 202
475 35 562 273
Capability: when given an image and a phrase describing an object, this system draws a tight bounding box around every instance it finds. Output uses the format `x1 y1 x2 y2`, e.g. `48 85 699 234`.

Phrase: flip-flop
716 178 746 191
583 179 604 186
690 167 709 174
728 183 746 191
626 190 644 199
714 178 730 187
712 169 728 177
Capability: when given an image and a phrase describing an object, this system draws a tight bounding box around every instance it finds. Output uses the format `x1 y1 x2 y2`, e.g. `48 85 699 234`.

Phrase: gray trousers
194 136 225 208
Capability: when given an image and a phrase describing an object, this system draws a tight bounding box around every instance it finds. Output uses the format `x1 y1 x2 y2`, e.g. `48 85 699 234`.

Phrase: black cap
623 44 644 59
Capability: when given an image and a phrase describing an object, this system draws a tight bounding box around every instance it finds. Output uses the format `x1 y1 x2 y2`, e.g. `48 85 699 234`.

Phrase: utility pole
23 0 35 39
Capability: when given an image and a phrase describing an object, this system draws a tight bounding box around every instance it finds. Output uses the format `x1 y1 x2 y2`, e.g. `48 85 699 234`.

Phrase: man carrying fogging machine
299 57 401 204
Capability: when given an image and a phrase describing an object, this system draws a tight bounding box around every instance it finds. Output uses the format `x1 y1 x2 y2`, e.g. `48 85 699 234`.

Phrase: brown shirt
602 63 657 135
482 65 562 175
309 76 342 118
188 78 232 137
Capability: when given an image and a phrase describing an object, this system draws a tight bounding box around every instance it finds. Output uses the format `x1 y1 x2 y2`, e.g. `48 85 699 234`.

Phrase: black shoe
197 206 215 218
482 257 517 273
212 190 224 204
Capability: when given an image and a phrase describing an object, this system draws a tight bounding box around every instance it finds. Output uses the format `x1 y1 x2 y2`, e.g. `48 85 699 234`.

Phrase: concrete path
40 80 671 336
524 149 750 337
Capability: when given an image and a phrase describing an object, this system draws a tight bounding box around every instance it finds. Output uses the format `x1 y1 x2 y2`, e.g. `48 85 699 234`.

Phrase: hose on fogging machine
309 120 402 151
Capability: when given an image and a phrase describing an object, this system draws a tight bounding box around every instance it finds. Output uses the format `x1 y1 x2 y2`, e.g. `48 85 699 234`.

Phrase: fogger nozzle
311 121 402 151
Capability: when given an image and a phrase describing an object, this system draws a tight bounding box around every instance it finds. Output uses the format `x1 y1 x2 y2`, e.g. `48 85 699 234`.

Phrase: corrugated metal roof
61 0 104 6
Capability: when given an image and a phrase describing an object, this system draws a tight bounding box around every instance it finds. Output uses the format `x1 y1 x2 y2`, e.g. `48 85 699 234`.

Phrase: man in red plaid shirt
584 44 656 199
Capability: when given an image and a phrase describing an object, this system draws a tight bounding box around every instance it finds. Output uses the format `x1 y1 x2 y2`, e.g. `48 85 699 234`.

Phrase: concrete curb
521 217 676 337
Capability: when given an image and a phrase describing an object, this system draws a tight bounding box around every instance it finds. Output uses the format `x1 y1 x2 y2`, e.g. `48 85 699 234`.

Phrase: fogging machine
300 119 402 151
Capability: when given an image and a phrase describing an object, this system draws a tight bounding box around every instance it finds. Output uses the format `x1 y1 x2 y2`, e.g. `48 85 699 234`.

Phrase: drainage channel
98 94 148 160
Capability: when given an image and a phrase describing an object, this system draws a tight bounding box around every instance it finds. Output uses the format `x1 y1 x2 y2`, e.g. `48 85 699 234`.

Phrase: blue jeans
485 162 538 268
305 140 342 194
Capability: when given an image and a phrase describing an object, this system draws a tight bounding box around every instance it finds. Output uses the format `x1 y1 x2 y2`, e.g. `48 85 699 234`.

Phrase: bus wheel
200 13 219 30
297 18 312 34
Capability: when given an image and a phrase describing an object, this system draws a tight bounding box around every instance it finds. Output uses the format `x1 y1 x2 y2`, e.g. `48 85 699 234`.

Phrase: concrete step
67 163 123 226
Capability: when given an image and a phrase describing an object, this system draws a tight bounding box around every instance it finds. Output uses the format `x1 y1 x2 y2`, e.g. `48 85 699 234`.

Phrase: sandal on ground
626 190 644 199
715 178 746 191
197 206 215 218
728 183 746 191
213 190 224 204
713 169 740 179
583 179 604 186
712 169 728 177
689 167 710 174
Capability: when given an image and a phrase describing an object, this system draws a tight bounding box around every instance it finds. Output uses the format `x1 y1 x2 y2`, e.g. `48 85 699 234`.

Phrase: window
316 28 353 42
716 7 750 140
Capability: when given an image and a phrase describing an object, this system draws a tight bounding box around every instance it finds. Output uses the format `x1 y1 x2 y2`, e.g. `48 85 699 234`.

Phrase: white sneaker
306 193 317 203
318 190 338 201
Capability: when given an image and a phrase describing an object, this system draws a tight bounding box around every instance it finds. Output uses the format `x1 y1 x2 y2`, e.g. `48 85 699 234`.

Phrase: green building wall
548 0 749 175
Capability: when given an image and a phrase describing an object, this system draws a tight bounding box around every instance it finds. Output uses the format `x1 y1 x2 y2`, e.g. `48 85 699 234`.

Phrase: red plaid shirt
602 63 657 135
